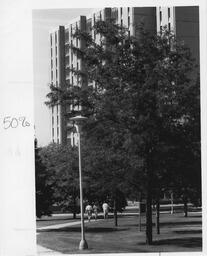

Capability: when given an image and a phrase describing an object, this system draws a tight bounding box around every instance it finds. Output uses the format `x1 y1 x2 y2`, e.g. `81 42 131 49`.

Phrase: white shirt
102 203 109 211
86 205 93 211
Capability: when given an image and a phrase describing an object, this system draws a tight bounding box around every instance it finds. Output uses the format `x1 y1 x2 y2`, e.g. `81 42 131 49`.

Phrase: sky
33 9 94 147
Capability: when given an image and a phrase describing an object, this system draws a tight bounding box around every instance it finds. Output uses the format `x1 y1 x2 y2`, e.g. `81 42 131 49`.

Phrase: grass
37 212 202 254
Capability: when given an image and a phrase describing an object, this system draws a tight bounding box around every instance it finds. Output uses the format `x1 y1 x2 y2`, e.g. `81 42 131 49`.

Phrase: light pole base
79 239 88 250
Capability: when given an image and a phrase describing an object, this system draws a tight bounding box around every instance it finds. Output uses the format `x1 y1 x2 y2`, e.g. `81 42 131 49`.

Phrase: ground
36 207 202 254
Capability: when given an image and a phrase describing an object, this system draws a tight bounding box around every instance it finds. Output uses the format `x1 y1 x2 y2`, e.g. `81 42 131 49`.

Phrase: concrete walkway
37 245 63 255
37 220 81 231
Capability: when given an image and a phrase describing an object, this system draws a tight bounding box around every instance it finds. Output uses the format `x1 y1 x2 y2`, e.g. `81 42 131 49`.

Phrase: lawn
37 212 202 254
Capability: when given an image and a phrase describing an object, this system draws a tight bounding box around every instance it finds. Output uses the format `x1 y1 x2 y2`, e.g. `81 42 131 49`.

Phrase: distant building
49 6 199 145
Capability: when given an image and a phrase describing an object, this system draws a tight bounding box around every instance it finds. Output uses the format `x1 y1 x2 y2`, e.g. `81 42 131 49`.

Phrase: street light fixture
69 115 88 250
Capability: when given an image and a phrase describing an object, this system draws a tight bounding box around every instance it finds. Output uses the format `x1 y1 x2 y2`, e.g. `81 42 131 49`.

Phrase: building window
120 7 123 17
128 16 130 27
55 46 57 56
55 32 57 44
77 62 79 70
121 19 123 27
57 127 59 137
168 8 170 18
160 11 162 22
52 128 54 137
51 71 53 80
128 7 130 13
51 48 53 57
56 69 58 79
67 78 70 85
57 138 59 144
50 34 52 46
51 59 53 68
52 116 54 125
160 26 162 34
57 105 58 113
57 115 59 124
56 58 57 66
65 29 69 43
100 12 102 20
168 22 171 31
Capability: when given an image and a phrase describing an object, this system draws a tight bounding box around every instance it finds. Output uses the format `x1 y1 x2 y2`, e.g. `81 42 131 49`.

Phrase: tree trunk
138 193 142 231
146 192 152 244
114 198 118 227
146 150 153 245
184 197 188 217
72 194 76 219
170 192 174 214
156 200 160 234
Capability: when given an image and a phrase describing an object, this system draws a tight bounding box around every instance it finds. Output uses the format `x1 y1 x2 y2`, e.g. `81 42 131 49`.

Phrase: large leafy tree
35 140 55 218
46 21 200 244
39 143 80 218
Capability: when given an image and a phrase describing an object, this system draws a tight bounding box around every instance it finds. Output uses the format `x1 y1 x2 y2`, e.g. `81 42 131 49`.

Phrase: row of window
51 69 58 81
159 7 171 22
51 58 58 68
159 8 172 33
120 7 130 17
51 46 58 58
50 32 58 46
52 105 60 143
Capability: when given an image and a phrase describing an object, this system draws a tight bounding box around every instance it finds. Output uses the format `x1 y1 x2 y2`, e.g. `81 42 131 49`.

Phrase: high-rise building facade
49 6 199 145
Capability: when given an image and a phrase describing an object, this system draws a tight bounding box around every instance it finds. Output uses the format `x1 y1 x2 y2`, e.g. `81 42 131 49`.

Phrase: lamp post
70 115 88 250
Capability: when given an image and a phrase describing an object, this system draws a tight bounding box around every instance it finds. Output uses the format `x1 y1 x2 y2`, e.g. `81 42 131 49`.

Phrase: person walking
85 203 93 222
93 204 98 220
102 202 109 219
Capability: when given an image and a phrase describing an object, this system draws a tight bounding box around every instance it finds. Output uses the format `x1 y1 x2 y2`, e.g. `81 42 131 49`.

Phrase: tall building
157 6 199 63
49 6 199 145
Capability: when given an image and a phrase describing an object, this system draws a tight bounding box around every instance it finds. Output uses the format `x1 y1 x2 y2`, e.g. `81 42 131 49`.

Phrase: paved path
37 220 82 231
37 245 62 255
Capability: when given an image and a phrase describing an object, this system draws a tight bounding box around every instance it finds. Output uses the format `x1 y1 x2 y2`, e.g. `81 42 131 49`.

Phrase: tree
82 138 129 226
46 21 200 244
40 143 80 219
35 140 55 218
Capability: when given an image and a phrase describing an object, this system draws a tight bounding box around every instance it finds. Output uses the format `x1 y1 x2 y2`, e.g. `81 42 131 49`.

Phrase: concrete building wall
175 6 199 64
133 7 157 38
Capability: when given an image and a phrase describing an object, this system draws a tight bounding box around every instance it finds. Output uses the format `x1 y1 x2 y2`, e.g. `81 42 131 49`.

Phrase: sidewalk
37 245 62 255
37 220 82 231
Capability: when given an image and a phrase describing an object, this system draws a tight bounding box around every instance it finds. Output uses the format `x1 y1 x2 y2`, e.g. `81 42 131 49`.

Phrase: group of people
85 202 110 222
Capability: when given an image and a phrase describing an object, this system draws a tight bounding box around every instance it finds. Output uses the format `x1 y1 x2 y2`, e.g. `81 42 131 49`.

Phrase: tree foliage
45 20 200 243
35 141 55 218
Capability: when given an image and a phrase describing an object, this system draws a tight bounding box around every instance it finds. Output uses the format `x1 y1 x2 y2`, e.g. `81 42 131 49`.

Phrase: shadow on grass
174 230 202 234
160 221 202 227
189 215 202 218
39 226 129 233
152 237 202 248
